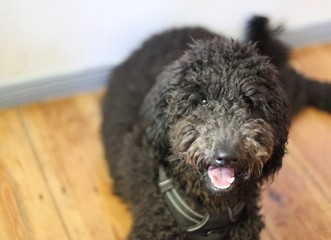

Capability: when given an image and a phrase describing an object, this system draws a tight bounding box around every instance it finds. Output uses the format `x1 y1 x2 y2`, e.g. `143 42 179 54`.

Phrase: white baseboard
1 21 330 108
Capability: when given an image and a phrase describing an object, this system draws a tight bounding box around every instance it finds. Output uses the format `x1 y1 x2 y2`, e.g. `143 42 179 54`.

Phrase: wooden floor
1 43 331 240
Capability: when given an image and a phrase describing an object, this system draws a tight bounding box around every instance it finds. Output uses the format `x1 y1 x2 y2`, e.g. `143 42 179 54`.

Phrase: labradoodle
101 16 331 240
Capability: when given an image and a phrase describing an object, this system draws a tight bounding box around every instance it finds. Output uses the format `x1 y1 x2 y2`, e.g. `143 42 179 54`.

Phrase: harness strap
158 166 245 239
159 167 210 231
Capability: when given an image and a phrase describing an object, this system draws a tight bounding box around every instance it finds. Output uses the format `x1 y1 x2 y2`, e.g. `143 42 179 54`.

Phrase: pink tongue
207 167 235 189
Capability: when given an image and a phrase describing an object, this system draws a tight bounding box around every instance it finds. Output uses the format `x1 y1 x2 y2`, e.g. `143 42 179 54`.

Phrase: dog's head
142 38 289 199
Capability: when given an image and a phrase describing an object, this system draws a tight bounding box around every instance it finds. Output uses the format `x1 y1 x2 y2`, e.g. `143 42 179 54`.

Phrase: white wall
1 0 331 87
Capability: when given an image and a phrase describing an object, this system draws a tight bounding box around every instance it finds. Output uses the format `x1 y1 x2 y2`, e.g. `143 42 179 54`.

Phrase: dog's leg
111 126 184 240
129 198 184 240
280 67 331 116
127 168 183 239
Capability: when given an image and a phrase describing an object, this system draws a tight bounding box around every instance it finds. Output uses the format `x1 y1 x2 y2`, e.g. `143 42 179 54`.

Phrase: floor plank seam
289 146 331 205
265 228 276 240
16 108 73 240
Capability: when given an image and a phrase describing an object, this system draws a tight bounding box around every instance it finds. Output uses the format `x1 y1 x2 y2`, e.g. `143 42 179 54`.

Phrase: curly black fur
100 16 329 239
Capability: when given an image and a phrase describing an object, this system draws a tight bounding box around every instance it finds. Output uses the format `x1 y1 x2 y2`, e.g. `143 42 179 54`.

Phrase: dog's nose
215 150 239 166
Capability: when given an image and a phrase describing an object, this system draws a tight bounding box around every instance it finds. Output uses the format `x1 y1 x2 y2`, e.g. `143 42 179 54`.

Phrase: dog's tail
246 15 289 68
246 15 331 116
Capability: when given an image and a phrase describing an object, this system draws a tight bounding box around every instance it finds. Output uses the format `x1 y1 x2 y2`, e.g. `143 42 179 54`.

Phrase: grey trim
172 190 204 219
280 20 331 47
0 66 112 108
1 20 331 108
165 191 201 224
186 215 210 232
159 166 210 231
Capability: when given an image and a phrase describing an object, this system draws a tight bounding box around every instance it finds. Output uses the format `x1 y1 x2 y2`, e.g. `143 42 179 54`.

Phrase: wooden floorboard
261 43 331 240
0 43 330 239
0 109 69 239
18 94 131 240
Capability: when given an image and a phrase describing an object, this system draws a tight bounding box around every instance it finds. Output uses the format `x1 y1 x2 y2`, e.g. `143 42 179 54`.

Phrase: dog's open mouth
207 166 235 191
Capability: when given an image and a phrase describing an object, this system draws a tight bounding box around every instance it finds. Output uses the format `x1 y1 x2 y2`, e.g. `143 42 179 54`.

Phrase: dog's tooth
215 159 222 164
213 183 231 190
229 177 235 183
218 184 230 189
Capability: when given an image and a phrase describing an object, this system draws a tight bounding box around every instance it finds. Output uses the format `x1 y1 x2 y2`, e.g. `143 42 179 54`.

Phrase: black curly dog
101 16 331 239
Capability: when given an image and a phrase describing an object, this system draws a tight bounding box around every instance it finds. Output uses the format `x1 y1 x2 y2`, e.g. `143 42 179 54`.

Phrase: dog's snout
215 149 239 166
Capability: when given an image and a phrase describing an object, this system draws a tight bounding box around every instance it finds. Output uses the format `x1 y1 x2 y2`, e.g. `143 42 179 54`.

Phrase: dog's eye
201 98 208 105
244 96 254 108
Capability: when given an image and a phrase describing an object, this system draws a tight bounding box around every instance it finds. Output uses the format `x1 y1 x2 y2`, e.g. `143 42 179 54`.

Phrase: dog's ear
261 102 289 181
261 143 285 180
140 71 177 155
